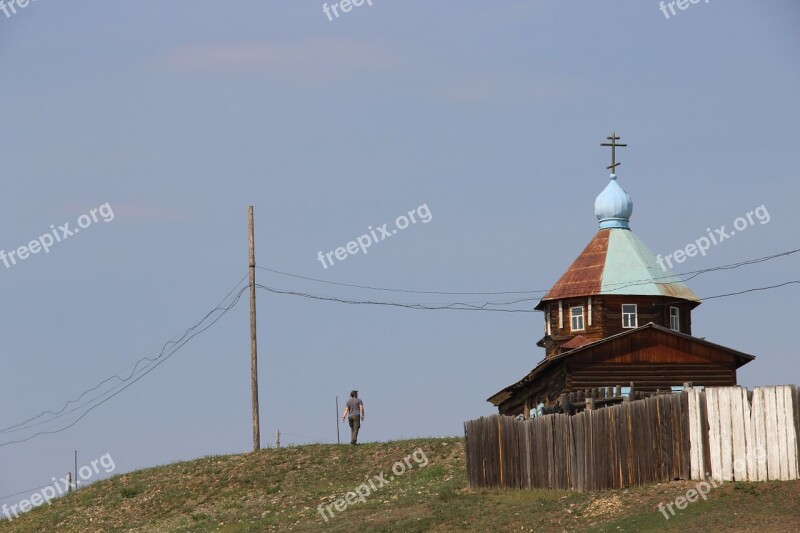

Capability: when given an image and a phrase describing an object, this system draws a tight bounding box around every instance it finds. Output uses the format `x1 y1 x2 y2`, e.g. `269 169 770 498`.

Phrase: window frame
670 306 680 331
570 305 585 332
622 304 638 329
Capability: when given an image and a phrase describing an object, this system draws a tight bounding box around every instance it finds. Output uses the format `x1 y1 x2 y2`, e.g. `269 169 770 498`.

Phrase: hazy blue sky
1 0 798 509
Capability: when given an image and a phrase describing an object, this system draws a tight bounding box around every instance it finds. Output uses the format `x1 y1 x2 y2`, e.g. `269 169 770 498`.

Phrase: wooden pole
275 430 280 449
66 472 72 493
560 394 571 415
74 450 78 490
336 397 341 444
249 206 261 452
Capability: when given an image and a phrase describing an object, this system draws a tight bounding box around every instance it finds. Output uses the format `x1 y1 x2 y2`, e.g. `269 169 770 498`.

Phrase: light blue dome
594 174 633 229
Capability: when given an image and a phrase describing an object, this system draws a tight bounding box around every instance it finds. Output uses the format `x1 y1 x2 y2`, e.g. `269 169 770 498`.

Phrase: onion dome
594 174 633 229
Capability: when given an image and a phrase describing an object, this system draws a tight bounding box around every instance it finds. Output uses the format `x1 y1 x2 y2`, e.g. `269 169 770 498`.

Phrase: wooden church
488 133 755 417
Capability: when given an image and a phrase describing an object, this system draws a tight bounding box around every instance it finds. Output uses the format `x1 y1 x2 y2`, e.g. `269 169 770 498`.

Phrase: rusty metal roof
560 335 594 350
535 228 700 309
537 230 608 305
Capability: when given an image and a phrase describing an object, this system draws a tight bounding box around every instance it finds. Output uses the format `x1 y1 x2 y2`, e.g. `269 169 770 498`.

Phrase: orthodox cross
601 131 627 174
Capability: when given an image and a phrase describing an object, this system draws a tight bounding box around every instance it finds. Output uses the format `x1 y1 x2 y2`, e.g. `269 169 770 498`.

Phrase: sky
1 0 799 511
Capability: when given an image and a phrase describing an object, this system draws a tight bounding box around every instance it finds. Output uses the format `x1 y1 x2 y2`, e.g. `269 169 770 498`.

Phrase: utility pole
74 451 78 490
336 396 341 444
249 206 261 452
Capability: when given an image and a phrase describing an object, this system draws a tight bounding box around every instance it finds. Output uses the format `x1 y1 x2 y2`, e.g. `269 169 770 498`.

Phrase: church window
670 307 680 331
622 304 638 328
570 306 584 331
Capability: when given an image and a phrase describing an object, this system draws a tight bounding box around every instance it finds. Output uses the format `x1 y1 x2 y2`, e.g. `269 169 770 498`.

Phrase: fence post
497 416 504 487
560 395 571 415
276 430 281 448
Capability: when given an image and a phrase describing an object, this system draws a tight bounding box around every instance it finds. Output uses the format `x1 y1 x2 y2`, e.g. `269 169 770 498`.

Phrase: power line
257 246 800 297
255 285 537 313
0 275 249 445
4 247 797 444
0 285 248 447
255 279 800 312
701 280 800 301
0 274 248 436
256 266 535 295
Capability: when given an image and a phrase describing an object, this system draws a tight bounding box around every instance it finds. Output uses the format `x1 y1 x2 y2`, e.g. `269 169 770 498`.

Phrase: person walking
341 390 365 445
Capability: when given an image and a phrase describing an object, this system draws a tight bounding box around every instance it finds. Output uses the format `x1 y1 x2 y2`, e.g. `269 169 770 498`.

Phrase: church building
488 133 755 416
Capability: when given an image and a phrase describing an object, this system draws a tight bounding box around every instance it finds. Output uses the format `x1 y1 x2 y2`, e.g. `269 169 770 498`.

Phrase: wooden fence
688 386 799 482
465 385 800 491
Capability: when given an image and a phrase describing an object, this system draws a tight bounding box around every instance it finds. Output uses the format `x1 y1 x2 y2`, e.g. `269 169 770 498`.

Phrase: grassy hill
3 437 800 532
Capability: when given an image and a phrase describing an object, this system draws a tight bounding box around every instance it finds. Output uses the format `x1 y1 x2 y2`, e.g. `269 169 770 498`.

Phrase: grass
2 437 800 532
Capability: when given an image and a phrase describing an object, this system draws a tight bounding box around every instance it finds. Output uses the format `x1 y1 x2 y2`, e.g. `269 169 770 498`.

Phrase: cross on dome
601 131 627 174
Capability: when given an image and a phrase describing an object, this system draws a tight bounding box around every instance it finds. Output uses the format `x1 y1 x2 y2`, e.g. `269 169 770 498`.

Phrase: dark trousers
348 415 361 444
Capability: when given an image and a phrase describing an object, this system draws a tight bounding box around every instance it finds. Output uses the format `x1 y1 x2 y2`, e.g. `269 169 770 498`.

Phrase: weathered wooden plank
564 414 573 489
638 398 647 484
706 388 722 482
795 386 800 480
652 396 663 484
688 389 701 479
573 413 584 492
644 397 655 485
730 386 747 481
741 388 755 481
530 418 538 488
601 409 610 490
752 387 768 482
665 395 673 481
615 405 625 488
619 402 627 486
497 416 505 487
533 419 541 488
561 416 569 490
673 393 685 480
697 388 706 479
718 388 733 482
523 420 532 489
609 406 617 489
785 386 799 480
552 416 562 490
584 407 593 491
623 401 632 486
765 386 780 480
597 409 605 490
775 386 790 481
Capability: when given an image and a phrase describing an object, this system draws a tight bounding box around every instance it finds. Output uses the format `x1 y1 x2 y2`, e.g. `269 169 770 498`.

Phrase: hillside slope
3 437 800 532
